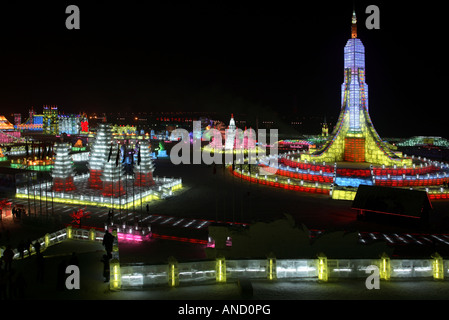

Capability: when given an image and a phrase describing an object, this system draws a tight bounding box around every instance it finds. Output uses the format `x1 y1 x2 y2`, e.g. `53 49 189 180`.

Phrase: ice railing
3 228 448 290
119 257 449 289
0 226 106 260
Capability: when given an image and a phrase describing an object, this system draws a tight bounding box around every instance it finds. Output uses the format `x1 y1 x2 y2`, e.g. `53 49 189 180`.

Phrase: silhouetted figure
56 259 68 291
107 210 112 225
18 240 25 259
102 231 114 259
13 272 26 299
146 204 149 214
0 271 6 299
68 252 79 267
101 254 110 283
36 253 45 284
33 241 41 256
3 246 14 272
26 239 32 258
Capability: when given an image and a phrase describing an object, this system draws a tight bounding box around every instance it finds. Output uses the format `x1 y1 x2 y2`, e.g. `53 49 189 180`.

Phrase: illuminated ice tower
43 105 59 135
88 123 113 189
134 140 155 187
52 142 76 192
101 146 126 197
225 114 236 150
301 11 411 166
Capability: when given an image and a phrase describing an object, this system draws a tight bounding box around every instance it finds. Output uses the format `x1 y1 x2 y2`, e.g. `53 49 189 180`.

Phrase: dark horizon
0 1 446 138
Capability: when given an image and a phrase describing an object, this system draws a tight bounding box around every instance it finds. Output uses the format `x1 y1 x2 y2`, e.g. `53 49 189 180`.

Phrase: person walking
13 272 26 299
68 252 79 267
33 241 41 256
56 259 67 291
36 252 45 283
107 209 112 225
18 240 25 259
26 239 32 258
3 246 14 272
102 230 114 259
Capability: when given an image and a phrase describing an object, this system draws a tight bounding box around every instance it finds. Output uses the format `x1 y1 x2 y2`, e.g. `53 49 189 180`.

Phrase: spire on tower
351 10 357 38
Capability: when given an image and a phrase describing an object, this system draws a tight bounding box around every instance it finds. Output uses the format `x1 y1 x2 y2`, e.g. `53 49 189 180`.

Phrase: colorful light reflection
117 232 144 242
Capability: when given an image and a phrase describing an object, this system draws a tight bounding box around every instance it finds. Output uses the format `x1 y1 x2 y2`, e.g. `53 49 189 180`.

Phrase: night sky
0 1 447 138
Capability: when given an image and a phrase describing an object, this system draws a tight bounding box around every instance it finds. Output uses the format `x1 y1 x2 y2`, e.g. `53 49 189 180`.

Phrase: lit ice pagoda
300 11 411 166
232 10 449 201
225 114 237 150
88 123 113 189
52 142 76 192
101 146 126 197
134 140 155 187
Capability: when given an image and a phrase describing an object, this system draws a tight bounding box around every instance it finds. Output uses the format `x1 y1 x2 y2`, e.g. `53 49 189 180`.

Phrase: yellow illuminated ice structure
110 258 121 290
331 188 357 201
112 229 119 254
66 225 73 239
301 106 412 167
267 254 277 280
45 233 50 248
89 228 96 241
216 256 226 283
379 253 391 281
168 256 179 287
15 178 182 210
432 253 444 280
317 253 328 282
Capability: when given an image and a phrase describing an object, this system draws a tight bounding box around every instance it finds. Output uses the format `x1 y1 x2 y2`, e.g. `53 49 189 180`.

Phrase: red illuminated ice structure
134 140 155 187
52 142 76 192
70 208 91 228
232 11 449 201
102 146 126 197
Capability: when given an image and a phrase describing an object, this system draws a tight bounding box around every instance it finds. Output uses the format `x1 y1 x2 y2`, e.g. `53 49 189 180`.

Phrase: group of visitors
0 208 119 298
0 239 43 299
11 207 26 220
2 238 40 265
